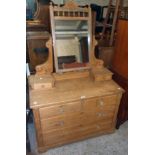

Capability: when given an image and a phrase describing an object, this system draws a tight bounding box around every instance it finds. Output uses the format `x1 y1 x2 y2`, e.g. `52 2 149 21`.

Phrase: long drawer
39 95 117 120
43 120 113 146
40 105 116 132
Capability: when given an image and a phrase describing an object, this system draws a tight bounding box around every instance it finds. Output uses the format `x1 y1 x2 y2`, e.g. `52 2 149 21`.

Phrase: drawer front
39 95 117 119
43 120 112 146
41 112 85 132
84 107 115 123
40 94 118 137
83 95 117 111
39 101 81 119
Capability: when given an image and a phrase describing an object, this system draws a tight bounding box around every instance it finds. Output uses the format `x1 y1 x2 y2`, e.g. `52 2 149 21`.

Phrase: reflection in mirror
54 20 89 70
26 0 39 20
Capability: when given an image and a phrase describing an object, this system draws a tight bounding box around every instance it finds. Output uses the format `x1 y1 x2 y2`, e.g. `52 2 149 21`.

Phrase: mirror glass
26 0 38 20
54 20 89 71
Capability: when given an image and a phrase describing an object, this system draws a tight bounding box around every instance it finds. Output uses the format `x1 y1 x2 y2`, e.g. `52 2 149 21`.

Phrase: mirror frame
49 0 92 73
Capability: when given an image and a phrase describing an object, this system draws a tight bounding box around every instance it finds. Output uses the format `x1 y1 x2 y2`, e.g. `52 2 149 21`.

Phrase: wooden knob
96 125 100 129
80 99 85 109
97 99 104 106
60 121 64 126
59 107 64 113
79 125 84 131
100 101 104 106
97 112 102 117
56 121 64 126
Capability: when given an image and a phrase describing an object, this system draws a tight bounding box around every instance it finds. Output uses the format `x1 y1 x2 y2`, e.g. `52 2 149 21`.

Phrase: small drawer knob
55 121 64 126
97 112 105 117
96 125 101 129
41 85 45 88
99 100 104 106
59 121 64 126
97 112 102 117
97 99 104 107
80 99 85 109
59 107 64 113
79 125 84 131
63 131 68 135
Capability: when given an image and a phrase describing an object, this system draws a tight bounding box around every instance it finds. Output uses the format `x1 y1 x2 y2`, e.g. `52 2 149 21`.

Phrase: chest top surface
29 77 123 109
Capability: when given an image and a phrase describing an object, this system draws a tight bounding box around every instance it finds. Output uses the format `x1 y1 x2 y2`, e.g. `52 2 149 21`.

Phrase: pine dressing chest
28 1 124 152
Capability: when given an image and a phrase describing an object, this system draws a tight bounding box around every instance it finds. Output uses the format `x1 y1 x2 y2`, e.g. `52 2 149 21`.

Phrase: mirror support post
35 36 53 75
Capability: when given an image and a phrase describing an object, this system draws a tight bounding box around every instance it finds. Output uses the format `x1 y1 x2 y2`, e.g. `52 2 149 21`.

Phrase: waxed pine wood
29 77 123 152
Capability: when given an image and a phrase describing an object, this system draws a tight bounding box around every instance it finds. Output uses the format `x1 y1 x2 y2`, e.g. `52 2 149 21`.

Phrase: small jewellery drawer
83 95 117 111
39 101 81 119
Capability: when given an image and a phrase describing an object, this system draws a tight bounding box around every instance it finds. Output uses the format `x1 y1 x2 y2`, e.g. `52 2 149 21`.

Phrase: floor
27 121 128 155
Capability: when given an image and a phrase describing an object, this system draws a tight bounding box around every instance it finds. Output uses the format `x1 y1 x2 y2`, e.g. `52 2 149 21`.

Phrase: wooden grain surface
53 70 89 81
29 77 123 109
30 81 123 151
112 19 128 78
29 75 55 90
43 121 113 146
37 128 115 152
39 100 81 119
91 67 113 82
33 109 44 147
40 111 114 133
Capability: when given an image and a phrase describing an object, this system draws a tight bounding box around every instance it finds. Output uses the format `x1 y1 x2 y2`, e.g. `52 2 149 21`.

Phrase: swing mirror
50 1 92 72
